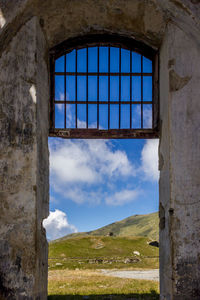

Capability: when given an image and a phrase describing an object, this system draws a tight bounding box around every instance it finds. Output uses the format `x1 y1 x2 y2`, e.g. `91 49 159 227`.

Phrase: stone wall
160 22 200 299
170 24 200 300
0 17 49 299
0 1 200 299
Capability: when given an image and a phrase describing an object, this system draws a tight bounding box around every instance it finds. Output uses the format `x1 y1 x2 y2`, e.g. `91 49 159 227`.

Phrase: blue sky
54 47 153 130
43 46 159 240
44 138 159 240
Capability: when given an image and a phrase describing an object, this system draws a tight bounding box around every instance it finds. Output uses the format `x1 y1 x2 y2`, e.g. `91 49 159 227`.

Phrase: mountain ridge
54 212 159 243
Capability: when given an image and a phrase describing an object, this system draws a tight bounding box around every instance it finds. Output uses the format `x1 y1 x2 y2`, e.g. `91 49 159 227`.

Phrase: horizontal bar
55 100 152 105
55 72 152 76
49 128 159 139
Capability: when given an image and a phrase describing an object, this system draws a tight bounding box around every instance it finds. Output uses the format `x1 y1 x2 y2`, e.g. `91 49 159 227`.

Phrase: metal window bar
108 46 110 129
86 46 89 129
97 47 100 129
55 100 153 105
75 49 78 128
119 46 121 129
50 38 159 139
141 55 143 129
64 54 66 129
130 50 132 129
55 72 152 76
50 56 55 129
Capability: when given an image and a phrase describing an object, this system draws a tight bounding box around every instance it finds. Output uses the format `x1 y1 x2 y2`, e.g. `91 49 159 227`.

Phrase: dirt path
100 269 159 281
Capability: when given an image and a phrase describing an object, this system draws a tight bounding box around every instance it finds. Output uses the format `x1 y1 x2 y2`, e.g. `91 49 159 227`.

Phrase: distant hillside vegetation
49 235 159 270
57 212 159 242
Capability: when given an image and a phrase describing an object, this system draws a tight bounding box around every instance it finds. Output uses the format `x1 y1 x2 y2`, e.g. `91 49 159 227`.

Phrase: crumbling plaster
0 0 200 48
0 16 49 299
159 20 200 299
0 0 200 299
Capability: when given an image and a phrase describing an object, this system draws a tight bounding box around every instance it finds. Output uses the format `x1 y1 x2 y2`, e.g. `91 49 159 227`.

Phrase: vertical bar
108 46 110 129
130 50 132 129
141 55 143 129
50 55 55 130
97 46 100 129
119 46 121 129
75 49 78 128
152 55 155 129
86 46 89 129
153 53 159 130
64 54 66 128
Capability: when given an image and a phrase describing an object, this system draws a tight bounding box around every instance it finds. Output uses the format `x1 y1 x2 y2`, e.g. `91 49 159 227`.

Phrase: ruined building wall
160 23 200 300
0 1 200 299
0 17 49 299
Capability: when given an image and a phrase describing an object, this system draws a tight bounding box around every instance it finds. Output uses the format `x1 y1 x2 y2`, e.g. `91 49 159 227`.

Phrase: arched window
49 35 159 138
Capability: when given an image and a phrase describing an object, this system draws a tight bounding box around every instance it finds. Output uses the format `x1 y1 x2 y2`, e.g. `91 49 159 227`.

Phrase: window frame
49 34 159 139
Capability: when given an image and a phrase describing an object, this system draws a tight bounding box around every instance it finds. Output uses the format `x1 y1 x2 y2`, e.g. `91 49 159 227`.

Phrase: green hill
49 212 159 270
58 212 159 242
89 212 158 240
49 235 159 270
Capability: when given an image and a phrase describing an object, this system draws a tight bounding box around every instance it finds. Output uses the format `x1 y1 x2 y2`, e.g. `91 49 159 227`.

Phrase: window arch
49 35 159 139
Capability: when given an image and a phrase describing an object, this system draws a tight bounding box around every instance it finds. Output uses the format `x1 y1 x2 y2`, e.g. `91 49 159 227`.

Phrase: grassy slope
49 212 159 270
90 212 159 240
49 235 159 270
57 212 159 242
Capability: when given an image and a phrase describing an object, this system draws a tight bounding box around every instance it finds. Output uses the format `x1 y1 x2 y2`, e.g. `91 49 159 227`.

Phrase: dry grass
48 269 159 300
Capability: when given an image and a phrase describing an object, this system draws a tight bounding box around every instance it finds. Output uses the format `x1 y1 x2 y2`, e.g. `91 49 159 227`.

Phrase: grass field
48 213 159 299
49 236 159 271
48 269 159 300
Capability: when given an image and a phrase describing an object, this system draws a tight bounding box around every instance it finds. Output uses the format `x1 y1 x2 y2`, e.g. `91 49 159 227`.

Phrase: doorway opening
44 35 160 299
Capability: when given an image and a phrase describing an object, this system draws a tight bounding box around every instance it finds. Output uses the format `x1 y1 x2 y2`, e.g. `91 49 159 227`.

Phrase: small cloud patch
43 209 77 241
105 189 142 206
141 139 159 181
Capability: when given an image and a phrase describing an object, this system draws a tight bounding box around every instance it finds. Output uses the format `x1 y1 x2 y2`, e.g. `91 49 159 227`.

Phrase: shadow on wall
48 291 159 300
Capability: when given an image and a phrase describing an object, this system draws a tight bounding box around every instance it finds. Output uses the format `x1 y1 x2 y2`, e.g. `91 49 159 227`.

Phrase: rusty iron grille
49 35 159 139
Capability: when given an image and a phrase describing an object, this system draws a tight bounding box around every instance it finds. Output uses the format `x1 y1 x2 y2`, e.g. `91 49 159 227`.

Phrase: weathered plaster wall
168 24 200 300
160 22 200 299
159 25 172 300
0 1 200 299
1 0 200 50
0 17 49 299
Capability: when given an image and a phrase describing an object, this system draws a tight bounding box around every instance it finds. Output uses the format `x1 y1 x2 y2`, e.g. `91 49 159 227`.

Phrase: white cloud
77 119 86 128
50 141 98 184
49 138 159 207
50 139 135 184
57 103 64 112
141 139 159 181
59 92 65 100
143 107 152 128
43 209 77 240
50 195 58 204
105 189 141 206
135 105 152 129
67 103 76 128
77 120 99 129
49 139 136 205
52 185 103 205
